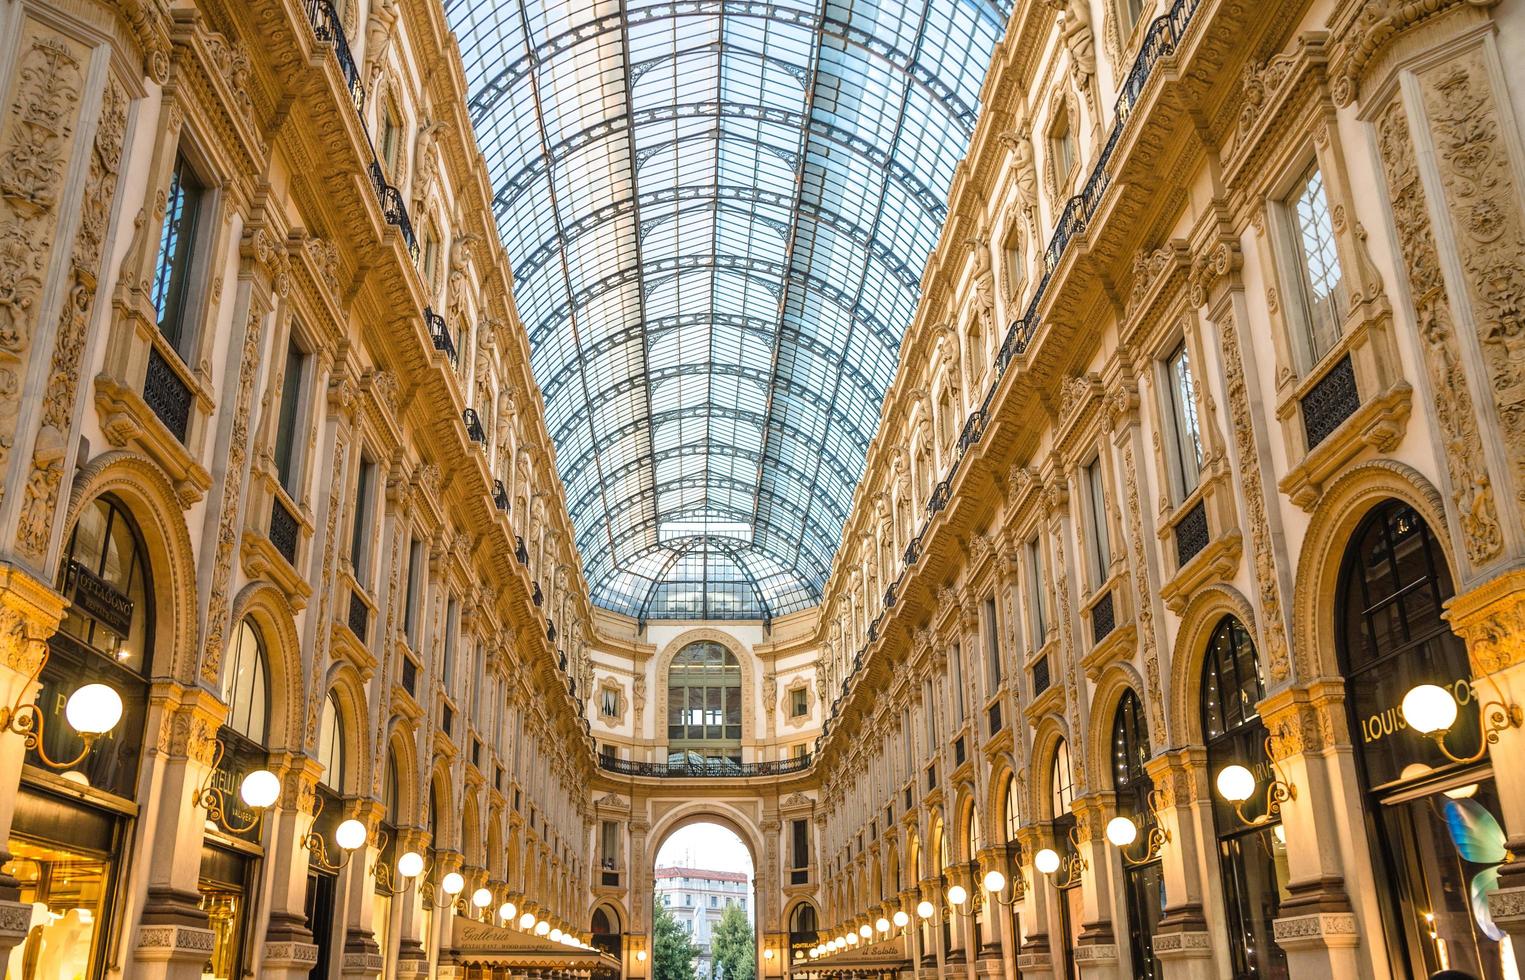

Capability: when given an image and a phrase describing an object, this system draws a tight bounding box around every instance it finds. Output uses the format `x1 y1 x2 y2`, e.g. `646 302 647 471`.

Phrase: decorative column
1257 686 1362 980
1012 825 1051 980
0 569 64 965
340 799 389 979
394 827 431 979
129 688 226 979
1068 797 1118 980
1142 751 1216 980
257 757 325 980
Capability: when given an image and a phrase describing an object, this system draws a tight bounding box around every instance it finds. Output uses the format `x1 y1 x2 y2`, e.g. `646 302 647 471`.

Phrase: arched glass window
318 692 344 791
48 494 156 797
1003 773 1020 844
1201 617 1289 980
1051 739 1074 816
221 620 268 744
666 641 743 764
1337 501 1510 978
1112 691 1163 980
791 902 818 934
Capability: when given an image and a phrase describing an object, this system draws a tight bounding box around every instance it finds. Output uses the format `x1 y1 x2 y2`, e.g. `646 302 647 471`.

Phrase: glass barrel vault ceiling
446 0 1010 620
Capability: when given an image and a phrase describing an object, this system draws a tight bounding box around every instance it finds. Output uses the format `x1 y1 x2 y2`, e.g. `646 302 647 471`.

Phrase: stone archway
641 802 768 980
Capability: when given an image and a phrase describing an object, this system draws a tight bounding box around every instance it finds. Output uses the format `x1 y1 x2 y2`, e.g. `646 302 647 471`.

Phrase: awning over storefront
800 935 911 975
450 918 623 974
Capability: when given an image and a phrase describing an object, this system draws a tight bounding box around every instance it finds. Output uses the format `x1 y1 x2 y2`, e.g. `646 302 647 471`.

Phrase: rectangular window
403 538 422 646
1084 459 1111 585
151 153 206 357
1027 537 1047 647
790 687 808 717
443 599 458 690
792 743 808 759
1050 114 1076 187
983 596 1001 687
600 821 619 868
1164 343 1204 501
380 108 402 180
274 340 309 496
950 642 965 725
1283 161 1347 366
350 455 375 582
923 680 937 747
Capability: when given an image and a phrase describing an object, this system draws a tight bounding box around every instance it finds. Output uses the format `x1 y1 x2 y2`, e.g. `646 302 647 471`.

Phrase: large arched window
49 494 156 796
1003 773 1020 844
1202 617 1289 980
1051 739 1074 816
1337 501 1509 978
221 620 269 744
666 641 743 764
1111 691 1162 980
318 692 344 791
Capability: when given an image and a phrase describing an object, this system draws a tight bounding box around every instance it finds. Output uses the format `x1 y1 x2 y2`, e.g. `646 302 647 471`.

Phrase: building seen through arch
2 0 1525 979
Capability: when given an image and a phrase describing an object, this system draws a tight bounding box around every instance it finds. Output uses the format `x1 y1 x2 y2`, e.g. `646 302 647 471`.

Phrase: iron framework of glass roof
446 0 1010 620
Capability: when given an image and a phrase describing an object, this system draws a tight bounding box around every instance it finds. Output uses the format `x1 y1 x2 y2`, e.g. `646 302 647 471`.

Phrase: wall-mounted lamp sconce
1214 737 1296 828
0 650 123 772
421 870 466 910
302 794 371 871
192 739 280 834
980 867 1021 908
1403 683 1522 765
915 899 935 920
498 900 518 923
875 915 891 934
764 947 776 960
636 950 647 962
1032 826 1086 888
1105 790 1170 866
891 909 910 928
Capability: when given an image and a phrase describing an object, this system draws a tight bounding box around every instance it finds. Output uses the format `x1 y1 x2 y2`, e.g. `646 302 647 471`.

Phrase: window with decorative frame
1002 219 1025 300
1026 536 1047 648
151 151 211 360
1277 160 1347 370
1082 458 1112 587
1048 103 1077 195
1162 342 1204 503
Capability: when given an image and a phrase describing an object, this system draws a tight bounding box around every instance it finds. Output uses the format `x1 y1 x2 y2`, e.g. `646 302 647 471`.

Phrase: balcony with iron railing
818 0 1213 752
597 754 813 779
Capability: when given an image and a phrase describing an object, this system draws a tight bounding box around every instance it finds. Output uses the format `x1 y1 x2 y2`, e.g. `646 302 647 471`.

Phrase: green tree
710 904 755 980
652 900 699 980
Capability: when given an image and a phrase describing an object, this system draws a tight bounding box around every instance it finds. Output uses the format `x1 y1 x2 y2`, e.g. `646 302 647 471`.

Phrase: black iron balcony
423 307 457 367
463 408 485 443
532 581 543 606
493 480 509 512
597 754 813 778
367 161 419 261
303 0 366 112
547 620 556 643
515 536 528 564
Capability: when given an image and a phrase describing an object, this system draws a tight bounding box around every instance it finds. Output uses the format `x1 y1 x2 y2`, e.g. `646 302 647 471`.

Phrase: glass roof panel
447 0 1009 620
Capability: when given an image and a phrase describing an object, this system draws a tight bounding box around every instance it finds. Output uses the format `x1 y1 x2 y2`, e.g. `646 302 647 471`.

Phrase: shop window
1280 161 1346 369
199 843 252 980
1163 342 1204 504
151 152 208 358
1202 617 1290 980
3 837 109 980
1337 501 1512 978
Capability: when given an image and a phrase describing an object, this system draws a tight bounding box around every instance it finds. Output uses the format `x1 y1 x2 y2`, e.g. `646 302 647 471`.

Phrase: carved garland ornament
1375 97 1503 565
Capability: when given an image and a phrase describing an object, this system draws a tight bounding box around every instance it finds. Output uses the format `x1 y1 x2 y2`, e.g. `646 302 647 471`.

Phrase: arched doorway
593 904 623 958
650 817 758 980
1336 500 1512 978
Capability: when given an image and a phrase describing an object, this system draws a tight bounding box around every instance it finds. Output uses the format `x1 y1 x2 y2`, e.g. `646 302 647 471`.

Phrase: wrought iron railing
367 162 419 260
1174 498 1210 568
821 0 1209 748
144 346 193 442
463 408 485 443
303 0 365 112
493 480 510 512
597 755 813 778
347 589 369 643
423 307 457 366
1090 589 1116 645
269 497 300 566
515 536 528 564
1301 354 1359 450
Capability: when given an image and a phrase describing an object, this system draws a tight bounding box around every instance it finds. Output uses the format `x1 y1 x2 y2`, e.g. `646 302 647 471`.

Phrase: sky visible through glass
445 0 1011 619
